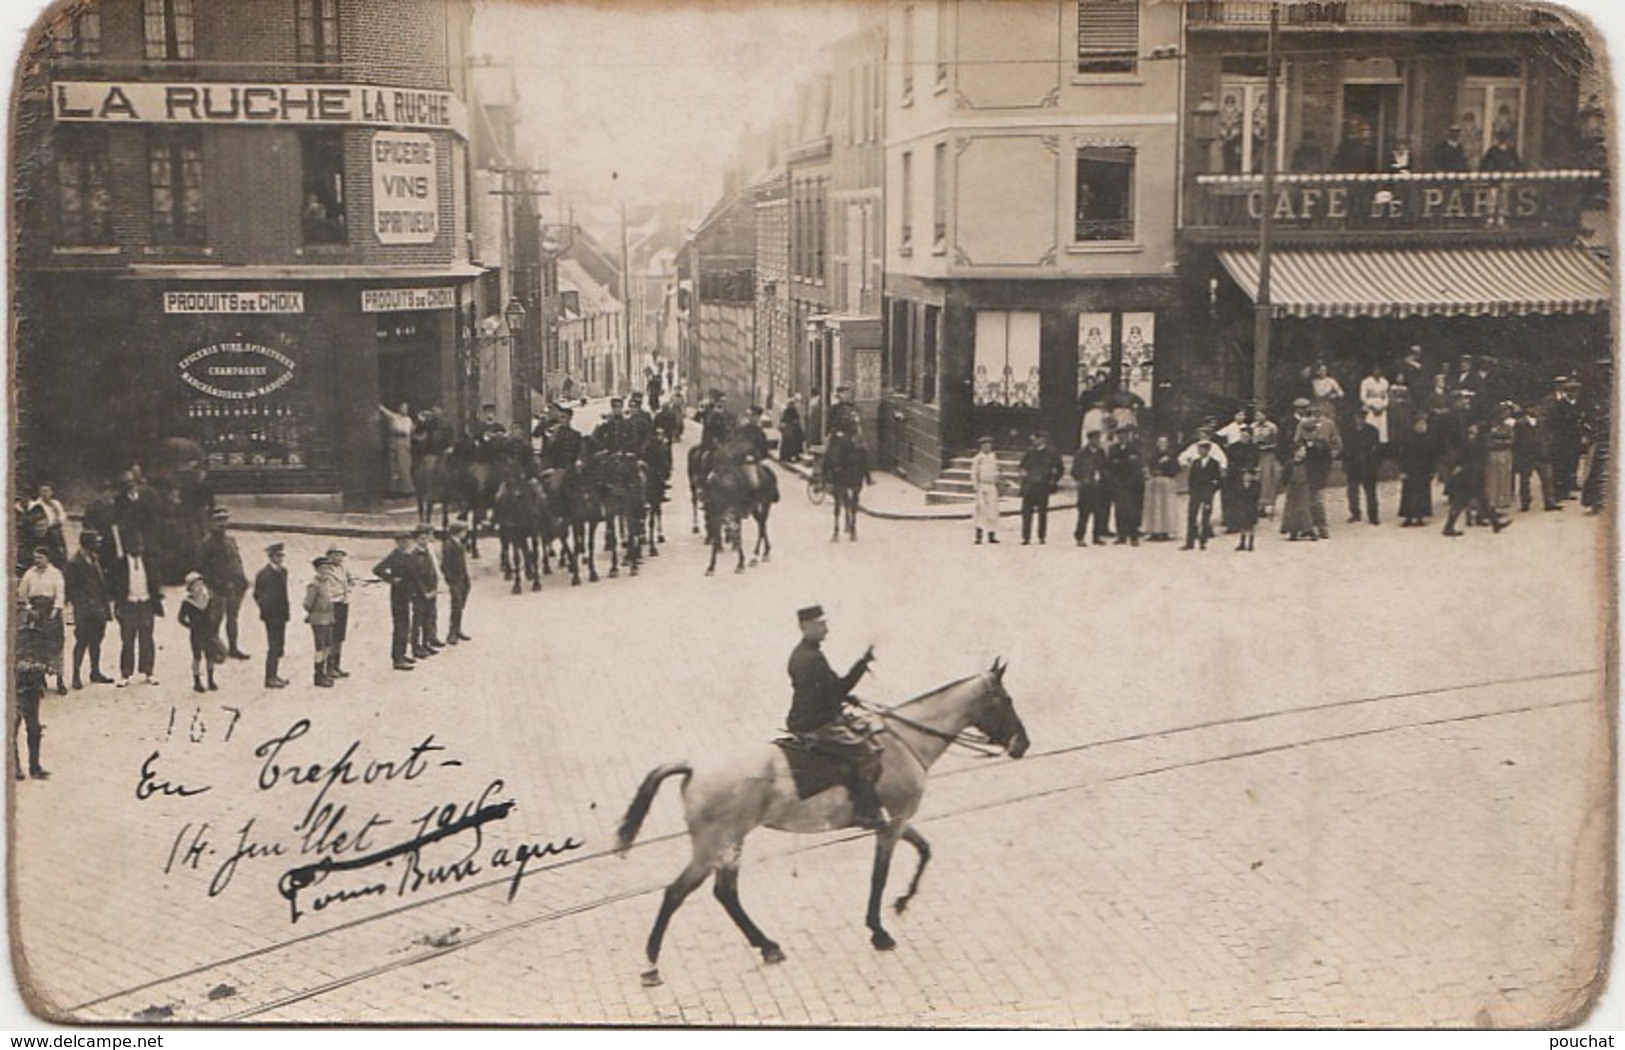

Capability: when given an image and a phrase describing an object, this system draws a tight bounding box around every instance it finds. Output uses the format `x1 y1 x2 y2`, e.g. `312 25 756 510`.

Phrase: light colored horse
614 660 1030 986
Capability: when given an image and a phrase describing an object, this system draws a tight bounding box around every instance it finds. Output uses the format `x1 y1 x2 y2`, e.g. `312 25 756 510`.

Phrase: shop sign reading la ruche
178 343 297 400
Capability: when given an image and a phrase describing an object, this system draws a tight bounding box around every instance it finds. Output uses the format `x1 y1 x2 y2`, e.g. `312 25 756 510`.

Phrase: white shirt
1179 442 1229 470
17 564 65 615
29 498 66 529
125 555 150 604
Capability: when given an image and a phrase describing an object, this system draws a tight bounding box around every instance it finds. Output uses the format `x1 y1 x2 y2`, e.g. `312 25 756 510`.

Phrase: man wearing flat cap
1018 431 1063 545
409 524 444 658
441 522 473 645
252 542 290 688
786 605 887 828
198 507 250 661
65 528 113 689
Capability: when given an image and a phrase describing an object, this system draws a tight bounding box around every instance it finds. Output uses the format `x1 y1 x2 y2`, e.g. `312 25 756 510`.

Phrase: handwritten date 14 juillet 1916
153 717 583 923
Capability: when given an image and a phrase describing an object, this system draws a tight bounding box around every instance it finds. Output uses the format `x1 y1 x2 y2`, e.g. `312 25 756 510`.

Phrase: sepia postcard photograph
2 0 1619 1029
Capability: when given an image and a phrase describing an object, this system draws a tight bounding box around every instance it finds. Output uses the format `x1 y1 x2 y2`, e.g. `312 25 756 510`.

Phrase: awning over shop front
1217 246 1612 320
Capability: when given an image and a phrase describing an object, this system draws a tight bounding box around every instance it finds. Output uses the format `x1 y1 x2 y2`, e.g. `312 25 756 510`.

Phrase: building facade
1180 1 1609 421
815 21 888 454
883 0 1185 485
17 0 480 509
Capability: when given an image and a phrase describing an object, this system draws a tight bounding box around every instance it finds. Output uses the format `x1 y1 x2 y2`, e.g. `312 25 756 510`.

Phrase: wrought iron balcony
1186 1 1562 29
1185 169 1605 239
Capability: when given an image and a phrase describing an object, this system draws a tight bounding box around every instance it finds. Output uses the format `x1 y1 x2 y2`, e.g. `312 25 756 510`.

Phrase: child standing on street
303 555 336 688
177 571 224 693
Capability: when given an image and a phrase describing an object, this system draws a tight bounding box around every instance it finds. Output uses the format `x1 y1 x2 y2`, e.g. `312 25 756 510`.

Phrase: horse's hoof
762 553 771 562
691 526 700 535
640 969 663 988
749 557 759 567
510 585 521 595
608 568 619 579
571 578 581 587
871 930 896 952
735 566 746 574
762 944 786 965
892 897 911 915
530 581 541 592
705 568 715 577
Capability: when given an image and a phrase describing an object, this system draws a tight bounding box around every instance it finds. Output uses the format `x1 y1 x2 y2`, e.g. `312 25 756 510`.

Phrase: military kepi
797 605 825 624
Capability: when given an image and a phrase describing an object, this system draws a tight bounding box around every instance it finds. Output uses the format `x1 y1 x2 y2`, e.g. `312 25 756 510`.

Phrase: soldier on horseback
786 605 887 829
592 397 626 452
539 403 583 472
702 390 734 450
735 406 771 464
626 391 655 452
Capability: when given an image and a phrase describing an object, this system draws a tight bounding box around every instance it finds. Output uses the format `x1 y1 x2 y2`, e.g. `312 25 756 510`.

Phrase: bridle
854 681 1009 761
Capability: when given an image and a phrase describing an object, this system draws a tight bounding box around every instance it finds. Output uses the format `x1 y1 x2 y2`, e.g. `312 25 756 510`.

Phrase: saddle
773 735 863 800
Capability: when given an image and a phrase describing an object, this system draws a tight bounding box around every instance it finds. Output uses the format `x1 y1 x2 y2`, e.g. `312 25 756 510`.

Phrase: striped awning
1217 246 1612 320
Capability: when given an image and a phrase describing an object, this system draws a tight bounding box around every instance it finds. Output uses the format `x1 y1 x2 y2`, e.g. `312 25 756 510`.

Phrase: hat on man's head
210 507 230 522
1292 397 1312 409
977 435 994 446
80 528 100 543
448 520 468 534
394 528 415 541
183 570 203 584
33 546 52 558
797 605 825 624
610 396 624 406
265 541 285 555
312 555 332 568
325 547 347 558
414 522 434 535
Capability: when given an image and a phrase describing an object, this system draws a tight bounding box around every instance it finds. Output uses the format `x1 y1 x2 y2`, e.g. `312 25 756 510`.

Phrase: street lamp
504 297 528 424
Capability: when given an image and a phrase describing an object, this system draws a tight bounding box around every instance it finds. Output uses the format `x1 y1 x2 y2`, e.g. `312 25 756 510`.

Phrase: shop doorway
376 313 441 416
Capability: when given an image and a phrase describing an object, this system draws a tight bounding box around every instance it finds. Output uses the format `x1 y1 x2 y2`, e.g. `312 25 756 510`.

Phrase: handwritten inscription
148 717 584 923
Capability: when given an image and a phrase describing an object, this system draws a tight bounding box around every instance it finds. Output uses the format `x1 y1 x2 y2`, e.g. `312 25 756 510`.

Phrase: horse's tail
614 762 693 857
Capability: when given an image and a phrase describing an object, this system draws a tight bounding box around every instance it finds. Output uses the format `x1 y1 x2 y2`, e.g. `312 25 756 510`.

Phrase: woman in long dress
1279 445 1317 540
378 403 415 497
1142 435 1180 540
1485 406 1516 511
1398 416 1436 526
1359 363 1391 446
1253 414 1281 516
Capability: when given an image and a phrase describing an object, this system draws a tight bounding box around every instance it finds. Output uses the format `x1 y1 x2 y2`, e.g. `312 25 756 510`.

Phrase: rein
855 694 1004 760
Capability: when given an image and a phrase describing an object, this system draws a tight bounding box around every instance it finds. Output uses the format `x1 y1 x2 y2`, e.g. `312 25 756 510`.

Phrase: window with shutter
1077 0 1137 76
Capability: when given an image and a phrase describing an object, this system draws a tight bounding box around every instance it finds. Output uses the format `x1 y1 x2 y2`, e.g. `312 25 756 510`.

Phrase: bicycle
804 445 827 505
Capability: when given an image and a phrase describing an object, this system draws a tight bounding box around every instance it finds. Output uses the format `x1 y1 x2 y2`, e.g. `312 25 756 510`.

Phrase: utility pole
620 195 634 396
1252 5 1280 407
489 165 551 424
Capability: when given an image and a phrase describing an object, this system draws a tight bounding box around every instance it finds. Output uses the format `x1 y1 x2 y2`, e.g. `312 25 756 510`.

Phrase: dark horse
823 431 868 541
438 438 505 557
640 432 673 558
615 660 1030 987
686 443 710 535
555 462 603 586
493 464 550 595
590 450 646 579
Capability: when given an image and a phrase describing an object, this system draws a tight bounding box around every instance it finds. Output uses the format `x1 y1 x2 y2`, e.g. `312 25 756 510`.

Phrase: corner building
16 0 478 509
883 0 1184 485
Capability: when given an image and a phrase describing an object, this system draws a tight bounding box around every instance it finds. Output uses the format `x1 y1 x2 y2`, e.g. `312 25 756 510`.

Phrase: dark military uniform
252 555 290 686
198 525 249 658
542 421 584 470
65 544 112 687
371 543 417 668
735 418 770 463
408 540 442 655
441 532 472 644
787 635 884 823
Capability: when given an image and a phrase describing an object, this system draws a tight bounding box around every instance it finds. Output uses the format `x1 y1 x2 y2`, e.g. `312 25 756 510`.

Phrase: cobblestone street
8 451 1611 1027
